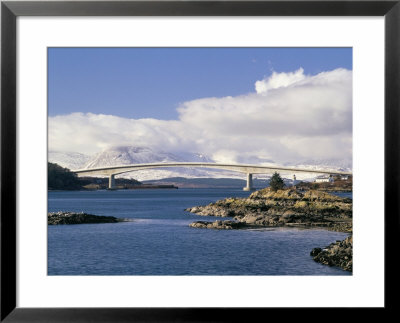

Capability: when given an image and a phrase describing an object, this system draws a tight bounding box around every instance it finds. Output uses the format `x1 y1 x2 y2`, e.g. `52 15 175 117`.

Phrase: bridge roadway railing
72 162 352 190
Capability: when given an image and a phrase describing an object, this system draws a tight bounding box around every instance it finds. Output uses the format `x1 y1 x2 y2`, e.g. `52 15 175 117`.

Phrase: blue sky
49 48 353 166
48 47 352 120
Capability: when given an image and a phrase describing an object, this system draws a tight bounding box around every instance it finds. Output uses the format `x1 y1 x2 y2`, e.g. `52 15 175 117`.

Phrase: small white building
315 174 334 183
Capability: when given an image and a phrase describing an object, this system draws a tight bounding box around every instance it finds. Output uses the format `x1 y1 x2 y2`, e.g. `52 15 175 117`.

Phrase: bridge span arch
72 162 352 191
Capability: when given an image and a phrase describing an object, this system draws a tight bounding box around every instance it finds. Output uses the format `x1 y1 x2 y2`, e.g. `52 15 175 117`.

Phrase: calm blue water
48 189 351 275
330 191 352 199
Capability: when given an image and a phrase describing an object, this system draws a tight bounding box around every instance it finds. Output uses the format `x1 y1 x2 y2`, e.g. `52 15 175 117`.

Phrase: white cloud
255 67 306 94
49 68 352 167
49 113 189 155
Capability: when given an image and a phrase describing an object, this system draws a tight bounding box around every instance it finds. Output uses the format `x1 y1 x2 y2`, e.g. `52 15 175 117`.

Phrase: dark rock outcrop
48 211 122 225
189 220 248 230
310 235 353 272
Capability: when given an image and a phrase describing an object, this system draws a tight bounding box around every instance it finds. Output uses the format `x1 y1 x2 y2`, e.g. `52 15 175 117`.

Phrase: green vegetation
269 172 285 191
48 162 83 190
48 162 141 190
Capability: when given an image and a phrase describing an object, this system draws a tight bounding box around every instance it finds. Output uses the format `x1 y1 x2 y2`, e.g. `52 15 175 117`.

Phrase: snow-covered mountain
48 151 91 170
84 146 213 168
288 159 352 178
81 146 240 181
48 146 352 182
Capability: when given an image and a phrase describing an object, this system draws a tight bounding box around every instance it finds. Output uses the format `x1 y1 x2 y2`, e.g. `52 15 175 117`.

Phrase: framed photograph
1 0 399 321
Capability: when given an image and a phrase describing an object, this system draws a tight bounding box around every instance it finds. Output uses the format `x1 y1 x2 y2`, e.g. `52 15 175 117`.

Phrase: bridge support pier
243 173 254 191
108 174 116 189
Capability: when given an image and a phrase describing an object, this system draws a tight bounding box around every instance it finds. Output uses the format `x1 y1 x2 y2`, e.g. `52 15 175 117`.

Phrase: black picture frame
1 0 399 321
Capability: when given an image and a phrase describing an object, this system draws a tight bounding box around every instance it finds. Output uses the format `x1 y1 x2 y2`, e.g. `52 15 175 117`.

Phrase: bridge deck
73 162 352 177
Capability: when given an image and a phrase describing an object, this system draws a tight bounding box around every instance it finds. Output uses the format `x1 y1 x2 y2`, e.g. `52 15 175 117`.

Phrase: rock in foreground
48 211 120 225
185 188 352 232
310 235 353 272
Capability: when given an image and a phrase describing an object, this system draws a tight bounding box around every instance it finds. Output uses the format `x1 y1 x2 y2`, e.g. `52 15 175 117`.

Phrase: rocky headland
185 188 352 232
48 211 126 225
185 187 353 271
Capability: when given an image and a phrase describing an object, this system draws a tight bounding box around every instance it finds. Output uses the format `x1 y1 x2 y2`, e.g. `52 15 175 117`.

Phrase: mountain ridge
48 146 352 182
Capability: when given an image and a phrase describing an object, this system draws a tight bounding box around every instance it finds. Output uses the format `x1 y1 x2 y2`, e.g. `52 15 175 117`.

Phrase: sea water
48 188 351 275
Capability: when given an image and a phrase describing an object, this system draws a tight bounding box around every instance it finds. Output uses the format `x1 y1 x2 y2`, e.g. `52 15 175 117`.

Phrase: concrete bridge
72 162 352 191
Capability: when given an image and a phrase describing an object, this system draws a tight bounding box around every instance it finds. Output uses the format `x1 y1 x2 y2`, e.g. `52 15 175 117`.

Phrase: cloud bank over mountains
49 68 352 166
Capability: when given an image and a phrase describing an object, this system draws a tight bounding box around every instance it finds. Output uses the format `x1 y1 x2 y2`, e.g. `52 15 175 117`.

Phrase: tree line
48 163 141 190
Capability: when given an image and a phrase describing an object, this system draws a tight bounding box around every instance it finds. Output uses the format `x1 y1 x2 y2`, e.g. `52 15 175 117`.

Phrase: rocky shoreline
186 188 352 231
189 220 248 230
48 211 127 225
185 187 353 271
310 235 352 271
